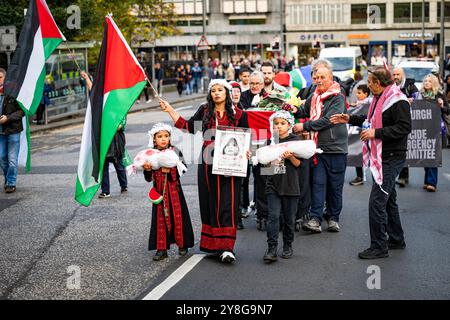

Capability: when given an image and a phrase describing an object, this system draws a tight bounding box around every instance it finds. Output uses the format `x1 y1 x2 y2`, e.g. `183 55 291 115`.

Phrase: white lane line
142 254 205 300
175 105 193 112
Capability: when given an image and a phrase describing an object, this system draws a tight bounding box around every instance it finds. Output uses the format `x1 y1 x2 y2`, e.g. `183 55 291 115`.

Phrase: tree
1 0 181 67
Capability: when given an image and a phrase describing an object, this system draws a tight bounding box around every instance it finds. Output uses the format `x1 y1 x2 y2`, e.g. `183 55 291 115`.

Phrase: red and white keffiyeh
362 84 408 190
309 82 342 147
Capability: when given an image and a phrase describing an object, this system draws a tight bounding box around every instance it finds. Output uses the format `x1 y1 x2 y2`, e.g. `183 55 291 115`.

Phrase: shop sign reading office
299 34 334 41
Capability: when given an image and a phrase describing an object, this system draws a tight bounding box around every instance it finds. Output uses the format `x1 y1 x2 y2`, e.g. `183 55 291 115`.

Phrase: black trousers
368 157 405 250
240 164 251 210
296 158 311 220
101 157 127 194
253 165 268 220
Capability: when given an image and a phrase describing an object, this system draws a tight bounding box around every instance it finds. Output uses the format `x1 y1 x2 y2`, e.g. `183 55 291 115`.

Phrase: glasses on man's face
250 82 262 86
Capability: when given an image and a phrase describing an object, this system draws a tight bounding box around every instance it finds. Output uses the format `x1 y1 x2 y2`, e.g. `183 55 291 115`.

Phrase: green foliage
1 0 181 67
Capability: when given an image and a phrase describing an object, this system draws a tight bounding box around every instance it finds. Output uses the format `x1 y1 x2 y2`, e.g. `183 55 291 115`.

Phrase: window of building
229 18 266 25
222 0 268 14
351 4 386 24
394 2 429 24
165 0 209 15
437 2 450 22
311 4 323 24
287 4 342 26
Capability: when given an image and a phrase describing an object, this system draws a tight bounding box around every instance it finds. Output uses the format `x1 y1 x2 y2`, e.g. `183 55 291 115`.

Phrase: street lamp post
421 0 425 57
439 0 445 78
202 0 209 93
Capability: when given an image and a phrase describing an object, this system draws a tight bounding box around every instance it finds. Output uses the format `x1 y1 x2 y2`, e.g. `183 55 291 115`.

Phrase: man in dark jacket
0 68 25 193
331 66 412 259
293 66 348 233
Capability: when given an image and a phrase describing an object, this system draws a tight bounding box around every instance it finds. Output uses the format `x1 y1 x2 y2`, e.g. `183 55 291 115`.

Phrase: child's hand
161 167 171 173
282 151 294 160
246 150 252 160
143 163 152 171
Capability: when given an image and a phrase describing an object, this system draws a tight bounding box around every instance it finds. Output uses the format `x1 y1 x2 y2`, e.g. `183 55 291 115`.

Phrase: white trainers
303 219 322 233
327 220 340 232
146 99 153 103
220 251 236 263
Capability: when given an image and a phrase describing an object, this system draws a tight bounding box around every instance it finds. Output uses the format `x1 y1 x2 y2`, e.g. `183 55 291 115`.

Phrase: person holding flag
0 68 25 194
3 0 66 173
75 15 147 206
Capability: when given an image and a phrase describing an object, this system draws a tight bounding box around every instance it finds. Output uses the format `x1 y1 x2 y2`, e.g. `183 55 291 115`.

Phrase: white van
318 47 363 81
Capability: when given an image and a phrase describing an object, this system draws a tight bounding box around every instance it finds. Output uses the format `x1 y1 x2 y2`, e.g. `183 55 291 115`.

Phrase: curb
30 94 207 136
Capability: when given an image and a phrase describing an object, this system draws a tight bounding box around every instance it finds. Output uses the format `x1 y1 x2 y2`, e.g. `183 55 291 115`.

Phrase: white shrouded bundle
129 148 187 176
251 140 323 165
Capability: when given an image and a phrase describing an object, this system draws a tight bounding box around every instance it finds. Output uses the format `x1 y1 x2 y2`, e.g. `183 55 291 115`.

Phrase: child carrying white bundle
252 136 322 165
129 125 187 176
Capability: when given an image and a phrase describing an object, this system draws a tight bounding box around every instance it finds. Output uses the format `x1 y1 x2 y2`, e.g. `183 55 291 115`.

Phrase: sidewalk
29 91 206 135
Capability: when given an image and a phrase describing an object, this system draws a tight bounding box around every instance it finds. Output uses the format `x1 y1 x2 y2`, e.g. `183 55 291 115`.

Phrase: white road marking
175 105 193 112
142 254 205 300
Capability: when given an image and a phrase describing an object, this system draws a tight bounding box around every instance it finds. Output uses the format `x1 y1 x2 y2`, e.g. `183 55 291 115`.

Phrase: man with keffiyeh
293 65 349 234
331 66 412 260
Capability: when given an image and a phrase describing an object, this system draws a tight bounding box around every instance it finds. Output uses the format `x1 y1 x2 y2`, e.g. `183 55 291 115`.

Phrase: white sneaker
327 220 340 232
220 251 236 263
146 99 153 103
304 219 322 233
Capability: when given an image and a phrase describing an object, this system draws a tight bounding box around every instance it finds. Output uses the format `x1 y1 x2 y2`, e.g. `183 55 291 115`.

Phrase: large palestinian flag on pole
75 15 147 206
4 0 66 116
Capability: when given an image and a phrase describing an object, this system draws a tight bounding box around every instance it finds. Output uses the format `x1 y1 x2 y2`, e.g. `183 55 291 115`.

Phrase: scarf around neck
310 81 342 147
362 84 408 190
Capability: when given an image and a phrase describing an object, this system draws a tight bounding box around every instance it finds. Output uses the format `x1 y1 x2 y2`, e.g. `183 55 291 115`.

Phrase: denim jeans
266 193 298 249
310 153 347 223
424 167 438 187
369 158 405 250
0 133 21 187
193 78 201 93
101 157 128 194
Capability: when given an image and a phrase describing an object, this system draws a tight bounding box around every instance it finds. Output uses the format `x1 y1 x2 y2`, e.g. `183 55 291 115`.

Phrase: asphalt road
1 100 450 300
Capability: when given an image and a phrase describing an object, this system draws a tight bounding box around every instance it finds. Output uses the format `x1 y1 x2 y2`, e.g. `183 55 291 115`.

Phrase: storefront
44 42 93 122
287 28 449 68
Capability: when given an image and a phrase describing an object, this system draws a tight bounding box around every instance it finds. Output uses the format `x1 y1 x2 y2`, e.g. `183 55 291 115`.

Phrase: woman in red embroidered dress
159 79 249 263
143 123 194 261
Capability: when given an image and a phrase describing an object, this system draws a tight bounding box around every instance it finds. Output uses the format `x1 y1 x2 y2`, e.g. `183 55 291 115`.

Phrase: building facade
139 0 283 64
285 0 450 66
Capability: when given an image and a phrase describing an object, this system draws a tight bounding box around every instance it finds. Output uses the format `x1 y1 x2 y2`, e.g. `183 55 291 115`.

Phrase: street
1 101 450 300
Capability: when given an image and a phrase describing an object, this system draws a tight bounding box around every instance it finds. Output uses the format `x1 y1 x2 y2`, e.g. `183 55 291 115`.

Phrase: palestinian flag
289 66 312 91
75 15 147 206
4 0 65 116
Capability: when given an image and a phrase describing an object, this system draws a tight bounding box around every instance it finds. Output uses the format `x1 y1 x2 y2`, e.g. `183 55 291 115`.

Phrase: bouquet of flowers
256 89 302 113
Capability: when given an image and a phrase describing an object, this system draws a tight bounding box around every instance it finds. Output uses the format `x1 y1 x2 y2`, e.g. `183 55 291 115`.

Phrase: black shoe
121 187 128 193
98 192 110 199
350 176 364 186
178 248 188 256
396 178 407 188
153 250 168 261
358 248 389 259
295 220 301 232
237 219 244 230
263 247 278 263
388 240 406 250
256 218 266 231
281 246 293 259
4 186 16 193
